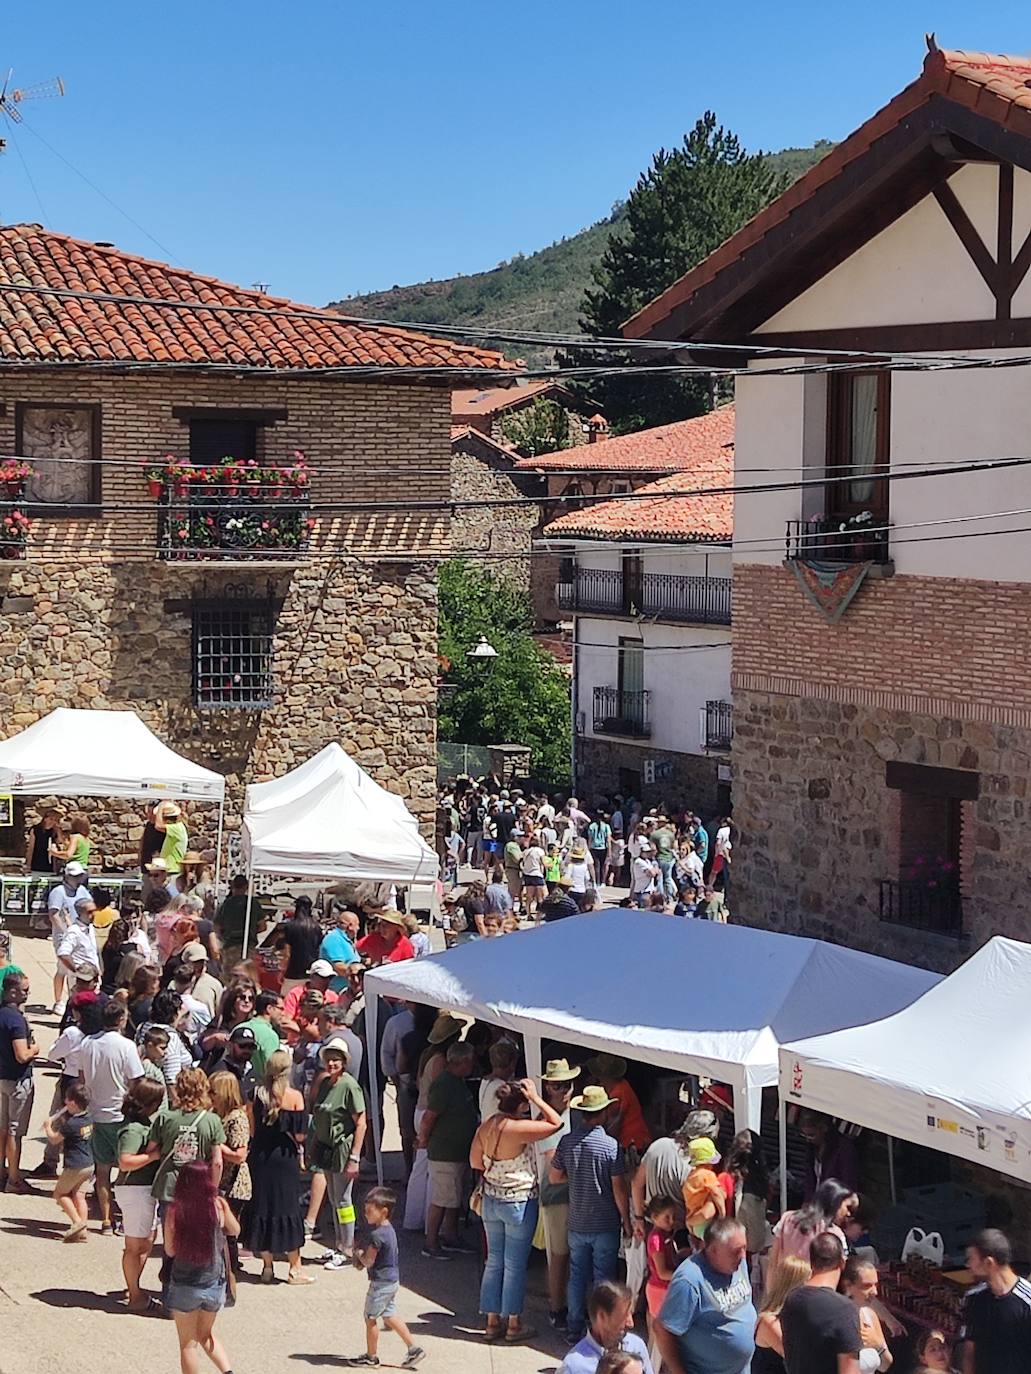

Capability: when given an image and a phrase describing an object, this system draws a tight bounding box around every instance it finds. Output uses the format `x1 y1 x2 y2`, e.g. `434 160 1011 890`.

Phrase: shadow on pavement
31 1287 128 1314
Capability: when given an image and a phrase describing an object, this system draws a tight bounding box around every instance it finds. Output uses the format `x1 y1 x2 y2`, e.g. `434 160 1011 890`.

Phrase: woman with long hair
114 1076 167 1312
470 1077 562 1342
165 1160 238 1374
768 1178 857 1273
198 983 256 1068
243 1049 313 1285
127 963 162 1035
754 1254 811 1374
162 917 200 986
208 1071 251 1277
50 814 91 870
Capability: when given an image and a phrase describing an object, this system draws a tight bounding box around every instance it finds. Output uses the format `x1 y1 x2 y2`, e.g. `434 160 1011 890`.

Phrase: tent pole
367 987 384 1186
887 1134 897 1204
214 799 225 899
779 1107 788 1217
242 856 255 959
524 1032 542 1083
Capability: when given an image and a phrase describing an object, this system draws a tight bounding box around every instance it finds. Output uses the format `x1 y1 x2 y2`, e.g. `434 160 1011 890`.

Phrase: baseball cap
182 941 207 962
64 861 86 876
229 1026 257 1048
307 959 334 978
146 857 169 873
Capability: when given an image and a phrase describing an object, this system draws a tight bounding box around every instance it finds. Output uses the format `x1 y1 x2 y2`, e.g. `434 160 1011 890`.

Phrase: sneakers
420 1246 453 1261
303 1219 317 1238
61 1220 88 1243
548 1308 568 1329
342 1357 380 1367
439 1237 475 1254
402 1348 426 1368
52 1001 66 1016
323 1251 348 1270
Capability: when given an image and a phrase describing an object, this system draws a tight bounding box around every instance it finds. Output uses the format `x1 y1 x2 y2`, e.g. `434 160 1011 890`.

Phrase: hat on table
570 1084 616 1113
541 1058 581 1083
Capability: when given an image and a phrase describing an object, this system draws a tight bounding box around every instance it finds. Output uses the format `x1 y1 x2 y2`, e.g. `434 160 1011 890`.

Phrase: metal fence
437 742 493 782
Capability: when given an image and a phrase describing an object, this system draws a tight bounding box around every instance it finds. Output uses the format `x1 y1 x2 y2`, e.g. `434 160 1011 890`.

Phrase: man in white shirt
47 863 92 1015
56 896 100 995
680 847 705 893
80 1001 144 1233
631 842 660 904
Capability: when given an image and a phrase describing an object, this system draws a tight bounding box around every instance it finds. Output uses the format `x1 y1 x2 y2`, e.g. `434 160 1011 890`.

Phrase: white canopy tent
780 935 1031 1185
239 743 438 953
363 910 940 1182
0 707 227 879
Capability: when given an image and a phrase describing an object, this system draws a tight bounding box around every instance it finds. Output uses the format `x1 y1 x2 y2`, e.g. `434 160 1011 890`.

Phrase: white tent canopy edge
779 935 1031 1186
363 910 940 1185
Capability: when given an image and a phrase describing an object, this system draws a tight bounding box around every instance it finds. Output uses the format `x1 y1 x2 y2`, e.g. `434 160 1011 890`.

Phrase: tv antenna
0 71 65 148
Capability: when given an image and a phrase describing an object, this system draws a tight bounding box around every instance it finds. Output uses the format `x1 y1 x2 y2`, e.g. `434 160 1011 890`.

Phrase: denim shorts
365 1279 399 1320
166 1278 226 1314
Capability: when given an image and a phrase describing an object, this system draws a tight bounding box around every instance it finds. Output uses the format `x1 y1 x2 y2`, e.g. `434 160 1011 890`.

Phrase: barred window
192 600 273 709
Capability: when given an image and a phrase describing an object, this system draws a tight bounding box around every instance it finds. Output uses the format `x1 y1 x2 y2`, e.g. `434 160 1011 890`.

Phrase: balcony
593 685 651 739
785 515 891 564
879 877 963 937
557 567 731 624
154 459 313 562
0 463 30 560
703 699 733 751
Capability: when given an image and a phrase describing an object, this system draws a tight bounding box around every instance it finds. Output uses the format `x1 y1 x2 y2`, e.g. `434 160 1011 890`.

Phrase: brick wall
0 368 448 865
730 564 1031 970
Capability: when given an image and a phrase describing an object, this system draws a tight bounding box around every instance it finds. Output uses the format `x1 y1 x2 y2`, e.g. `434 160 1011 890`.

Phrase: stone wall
0 369 447 869
449 442 540 588
577 736 725 815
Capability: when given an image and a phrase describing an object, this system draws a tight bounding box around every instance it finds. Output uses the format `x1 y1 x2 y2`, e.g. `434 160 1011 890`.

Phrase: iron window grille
192 598 273 709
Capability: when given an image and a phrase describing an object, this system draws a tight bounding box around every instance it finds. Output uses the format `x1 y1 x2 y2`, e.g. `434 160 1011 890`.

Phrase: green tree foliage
438 559 571 786
568 112 788 433
499 397 577 457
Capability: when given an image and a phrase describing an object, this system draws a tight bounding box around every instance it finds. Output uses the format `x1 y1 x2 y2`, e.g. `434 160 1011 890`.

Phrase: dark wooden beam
171 406 287 424
932 181 998 297
997 163 1014 320
886 760 980 800
748 316 1031 353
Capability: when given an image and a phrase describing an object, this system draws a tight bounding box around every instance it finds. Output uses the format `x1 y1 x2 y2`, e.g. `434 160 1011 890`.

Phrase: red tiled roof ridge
0 222 510 371
622 45 1031 340
542 463 733 543
515 404 734 472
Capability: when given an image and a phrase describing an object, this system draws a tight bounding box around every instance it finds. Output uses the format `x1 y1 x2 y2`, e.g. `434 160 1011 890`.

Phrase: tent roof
242 743 438 883
0 707 225 800
365 910 939 1089
780 936 1031 1182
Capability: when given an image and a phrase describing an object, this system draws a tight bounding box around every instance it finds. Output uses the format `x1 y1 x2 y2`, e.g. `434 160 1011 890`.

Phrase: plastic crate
901 1182 985 1228
872 1203 923 1261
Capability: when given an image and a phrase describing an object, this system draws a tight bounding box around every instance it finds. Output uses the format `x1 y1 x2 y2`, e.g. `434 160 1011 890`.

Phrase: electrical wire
8 127 50 229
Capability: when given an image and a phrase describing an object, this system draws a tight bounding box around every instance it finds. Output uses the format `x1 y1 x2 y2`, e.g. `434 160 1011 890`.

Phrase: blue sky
2 3 1029 306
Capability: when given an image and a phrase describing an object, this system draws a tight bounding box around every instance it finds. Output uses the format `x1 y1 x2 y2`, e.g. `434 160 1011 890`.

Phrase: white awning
0 707 225 800
780 935 1031 1183
242 743 438 883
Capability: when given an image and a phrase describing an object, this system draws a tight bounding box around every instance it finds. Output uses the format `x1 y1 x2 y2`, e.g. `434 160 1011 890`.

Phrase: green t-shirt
115 1119 160 1188
141 1058 168 1106
160 821 189 874
652 827 675 858
71 835 92 868
148 1107 225 1202
241 1015 281 1079
312 1072 366 1172
426 1070 478 1162
217 894 249 944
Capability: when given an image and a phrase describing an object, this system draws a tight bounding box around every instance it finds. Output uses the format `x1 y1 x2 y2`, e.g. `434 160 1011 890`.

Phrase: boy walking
344 1187 425 1368
43 1082 93 1241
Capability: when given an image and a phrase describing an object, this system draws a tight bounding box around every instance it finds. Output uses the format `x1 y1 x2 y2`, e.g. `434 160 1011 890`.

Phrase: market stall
239 742 438 954
0 707 226 893
363 910 940 1182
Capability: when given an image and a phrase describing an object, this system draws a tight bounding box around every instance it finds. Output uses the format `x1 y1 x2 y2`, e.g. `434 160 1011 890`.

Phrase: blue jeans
567 1228 620 1336
480 1194 539 1318
657 854 677 901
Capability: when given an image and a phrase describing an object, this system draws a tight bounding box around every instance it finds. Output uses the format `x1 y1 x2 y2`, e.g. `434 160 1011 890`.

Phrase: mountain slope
331 141 833 356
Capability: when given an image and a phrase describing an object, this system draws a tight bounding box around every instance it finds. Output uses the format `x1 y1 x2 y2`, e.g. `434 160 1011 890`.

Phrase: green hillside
330 141 833 358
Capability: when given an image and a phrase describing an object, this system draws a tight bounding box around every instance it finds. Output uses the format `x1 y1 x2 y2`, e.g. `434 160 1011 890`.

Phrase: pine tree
569 113 786 433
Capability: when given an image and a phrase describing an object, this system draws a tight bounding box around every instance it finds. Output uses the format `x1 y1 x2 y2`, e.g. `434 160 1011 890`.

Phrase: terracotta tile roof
450 425 522 459
542 411 733 543
623 46 1031 341
0 224 508 372
517 405 734 473
451 381 583 419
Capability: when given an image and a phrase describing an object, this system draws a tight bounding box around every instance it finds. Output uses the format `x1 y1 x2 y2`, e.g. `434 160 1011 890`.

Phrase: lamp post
467 635 498 665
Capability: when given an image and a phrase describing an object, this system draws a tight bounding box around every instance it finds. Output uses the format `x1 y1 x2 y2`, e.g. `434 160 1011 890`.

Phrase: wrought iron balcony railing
879 877 963 937
785 515 891 564
557 567 731 624
157 481 312 561
704 699 733 751
593 685 651 739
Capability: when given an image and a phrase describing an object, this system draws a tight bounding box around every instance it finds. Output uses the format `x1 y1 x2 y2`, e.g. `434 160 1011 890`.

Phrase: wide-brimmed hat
181 851 205 867
687 1136 721 1167
587 1053 627 1081
541 1058 581 1083
428 1012 465 1045
372 908 407 928
319 1035 352 1064
570 1084 616 1113
159 802 182 819
145 857 169 874
570 840 587 859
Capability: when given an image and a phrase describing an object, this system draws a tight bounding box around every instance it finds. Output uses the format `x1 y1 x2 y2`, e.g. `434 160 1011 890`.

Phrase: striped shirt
553 1122 625 1233
959 1275 1031 1374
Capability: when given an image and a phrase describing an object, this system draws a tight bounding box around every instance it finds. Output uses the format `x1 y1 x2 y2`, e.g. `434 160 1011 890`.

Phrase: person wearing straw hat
562 841 595 913
535 1058 580 1329
550 1082 631 1341
356 910 414 967
154 802 189 886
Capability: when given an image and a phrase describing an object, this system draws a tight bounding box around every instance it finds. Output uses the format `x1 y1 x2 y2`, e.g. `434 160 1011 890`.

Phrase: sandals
287 1270 316 1285
260 1265 275 1284
505 1326 537 1344
484 1323 503 1343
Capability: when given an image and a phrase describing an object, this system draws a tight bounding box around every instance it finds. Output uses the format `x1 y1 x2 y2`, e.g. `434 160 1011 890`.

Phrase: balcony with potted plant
0 460 31 559
152 451 314 562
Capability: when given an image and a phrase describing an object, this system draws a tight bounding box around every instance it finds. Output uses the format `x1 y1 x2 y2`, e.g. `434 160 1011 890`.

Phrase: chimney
586 414 609 444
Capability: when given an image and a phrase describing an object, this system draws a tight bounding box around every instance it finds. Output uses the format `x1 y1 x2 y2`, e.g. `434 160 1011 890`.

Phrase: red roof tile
0 224 507 373
542 411 733 543
517 405 734 473
451 380 582 419
623 46 1031 341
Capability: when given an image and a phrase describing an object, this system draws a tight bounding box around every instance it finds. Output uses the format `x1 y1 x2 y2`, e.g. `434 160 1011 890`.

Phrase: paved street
0 930 573 1374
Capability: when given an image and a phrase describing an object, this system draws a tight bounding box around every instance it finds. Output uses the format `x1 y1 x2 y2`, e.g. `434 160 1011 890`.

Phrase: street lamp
467 635 498 664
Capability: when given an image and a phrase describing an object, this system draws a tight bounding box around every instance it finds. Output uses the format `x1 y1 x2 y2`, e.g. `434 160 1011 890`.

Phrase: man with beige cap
550 1080 631 1340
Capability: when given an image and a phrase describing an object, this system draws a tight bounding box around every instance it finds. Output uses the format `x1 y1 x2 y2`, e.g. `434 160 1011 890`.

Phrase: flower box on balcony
155 452 313 562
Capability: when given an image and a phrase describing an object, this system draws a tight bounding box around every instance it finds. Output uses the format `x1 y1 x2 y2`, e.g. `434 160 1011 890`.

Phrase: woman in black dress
244 1049 314 1285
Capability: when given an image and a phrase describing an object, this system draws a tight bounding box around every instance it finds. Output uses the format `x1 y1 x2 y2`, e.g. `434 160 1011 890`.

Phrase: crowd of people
439 781 733 927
